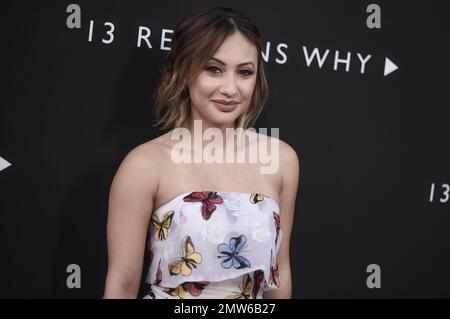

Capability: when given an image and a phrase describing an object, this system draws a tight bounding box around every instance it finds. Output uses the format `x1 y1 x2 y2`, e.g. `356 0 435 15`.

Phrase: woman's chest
154 161 281 212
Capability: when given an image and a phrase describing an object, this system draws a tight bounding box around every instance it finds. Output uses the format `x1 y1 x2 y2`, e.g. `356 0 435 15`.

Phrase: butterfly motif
155 259 162 285
217 234 251 269
250 193 265 204
183 191 224 220
163 281 209 299
151 210 174 241
269 250 281 288
252 270 264 299
273 211 281 245
225 273 252 299
168 236 202 276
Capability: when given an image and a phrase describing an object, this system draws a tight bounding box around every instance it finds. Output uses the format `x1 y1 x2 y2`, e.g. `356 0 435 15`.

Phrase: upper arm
264 140 300 299
103 144 160 298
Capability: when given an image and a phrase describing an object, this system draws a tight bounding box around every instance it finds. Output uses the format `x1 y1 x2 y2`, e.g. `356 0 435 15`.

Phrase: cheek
242 75 257 91
241 81 257 101
192 75 216 97
245 83 256 96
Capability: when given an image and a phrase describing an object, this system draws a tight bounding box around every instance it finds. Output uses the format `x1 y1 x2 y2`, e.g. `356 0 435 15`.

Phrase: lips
212 100 239 105
212 100 239 112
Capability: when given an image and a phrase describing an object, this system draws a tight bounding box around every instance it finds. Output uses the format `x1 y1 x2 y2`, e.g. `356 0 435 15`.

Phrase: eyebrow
209 57 255 67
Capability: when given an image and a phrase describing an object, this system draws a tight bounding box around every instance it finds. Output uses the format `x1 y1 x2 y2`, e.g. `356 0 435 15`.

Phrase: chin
216 105 245 118
210 117 238 127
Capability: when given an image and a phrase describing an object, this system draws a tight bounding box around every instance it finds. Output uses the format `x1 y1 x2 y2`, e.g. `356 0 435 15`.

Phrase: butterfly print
217 234 251 269
186 281 209 297
168 236 202 276
269 250 281 288
183 191 224 220
273 211 281 245
252 270 264 299
151 210 174 240
155 259 162 285
163 281 209 299
249 193 265 204
225 273 253 299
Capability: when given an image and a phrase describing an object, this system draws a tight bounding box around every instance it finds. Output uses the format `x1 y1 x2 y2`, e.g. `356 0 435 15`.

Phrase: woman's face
188 31 258 129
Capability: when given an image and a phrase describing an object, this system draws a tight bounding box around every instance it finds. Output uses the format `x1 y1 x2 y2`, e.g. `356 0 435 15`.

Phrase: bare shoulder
123 137 166 169
266 134 300 190
253 131 300 171
128 129 177 161
112 133 170 196
278 138 300 172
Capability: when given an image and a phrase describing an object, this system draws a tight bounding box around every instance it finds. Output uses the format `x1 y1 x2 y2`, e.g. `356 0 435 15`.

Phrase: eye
240 69 255 76
206 66 221 74
205 65 255 77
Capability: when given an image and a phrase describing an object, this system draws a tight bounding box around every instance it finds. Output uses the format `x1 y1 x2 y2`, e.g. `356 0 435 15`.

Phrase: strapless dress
142 191 283 299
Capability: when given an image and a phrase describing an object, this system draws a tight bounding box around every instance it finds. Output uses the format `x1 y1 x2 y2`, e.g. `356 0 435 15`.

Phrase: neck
170 117 249 158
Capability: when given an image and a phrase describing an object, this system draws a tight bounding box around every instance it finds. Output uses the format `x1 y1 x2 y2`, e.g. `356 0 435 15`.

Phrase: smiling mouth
212 100 239 112
212 100 239 105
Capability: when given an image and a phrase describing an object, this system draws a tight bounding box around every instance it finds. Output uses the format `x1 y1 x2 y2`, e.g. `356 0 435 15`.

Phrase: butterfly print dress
143 191 283 299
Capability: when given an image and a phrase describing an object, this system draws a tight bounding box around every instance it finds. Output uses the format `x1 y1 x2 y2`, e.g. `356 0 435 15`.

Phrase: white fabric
143 191 283 299
144 274 265 299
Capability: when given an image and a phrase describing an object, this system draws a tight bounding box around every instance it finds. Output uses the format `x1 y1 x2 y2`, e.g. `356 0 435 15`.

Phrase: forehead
211 32 258 65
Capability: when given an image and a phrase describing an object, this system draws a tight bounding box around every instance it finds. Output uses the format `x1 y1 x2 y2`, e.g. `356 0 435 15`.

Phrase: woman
103 7 299 299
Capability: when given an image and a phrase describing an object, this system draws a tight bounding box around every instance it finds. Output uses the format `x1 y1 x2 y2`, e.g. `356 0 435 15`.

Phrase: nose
219 73 238 97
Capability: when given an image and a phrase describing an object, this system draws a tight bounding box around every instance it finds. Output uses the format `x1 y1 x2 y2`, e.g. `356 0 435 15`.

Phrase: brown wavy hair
152 7 269 132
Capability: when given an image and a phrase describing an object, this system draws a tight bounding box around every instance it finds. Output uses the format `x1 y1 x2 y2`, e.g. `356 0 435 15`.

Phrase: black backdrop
1 1 449 298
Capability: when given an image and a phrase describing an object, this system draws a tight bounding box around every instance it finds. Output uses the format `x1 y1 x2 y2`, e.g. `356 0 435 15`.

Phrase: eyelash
205 66 255 76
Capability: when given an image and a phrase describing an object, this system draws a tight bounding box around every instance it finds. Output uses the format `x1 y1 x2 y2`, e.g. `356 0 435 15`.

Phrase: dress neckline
152 190 280 214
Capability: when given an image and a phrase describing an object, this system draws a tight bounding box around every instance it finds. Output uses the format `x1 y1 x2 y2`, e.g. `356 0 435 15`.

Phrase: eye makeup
205 65 255 76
